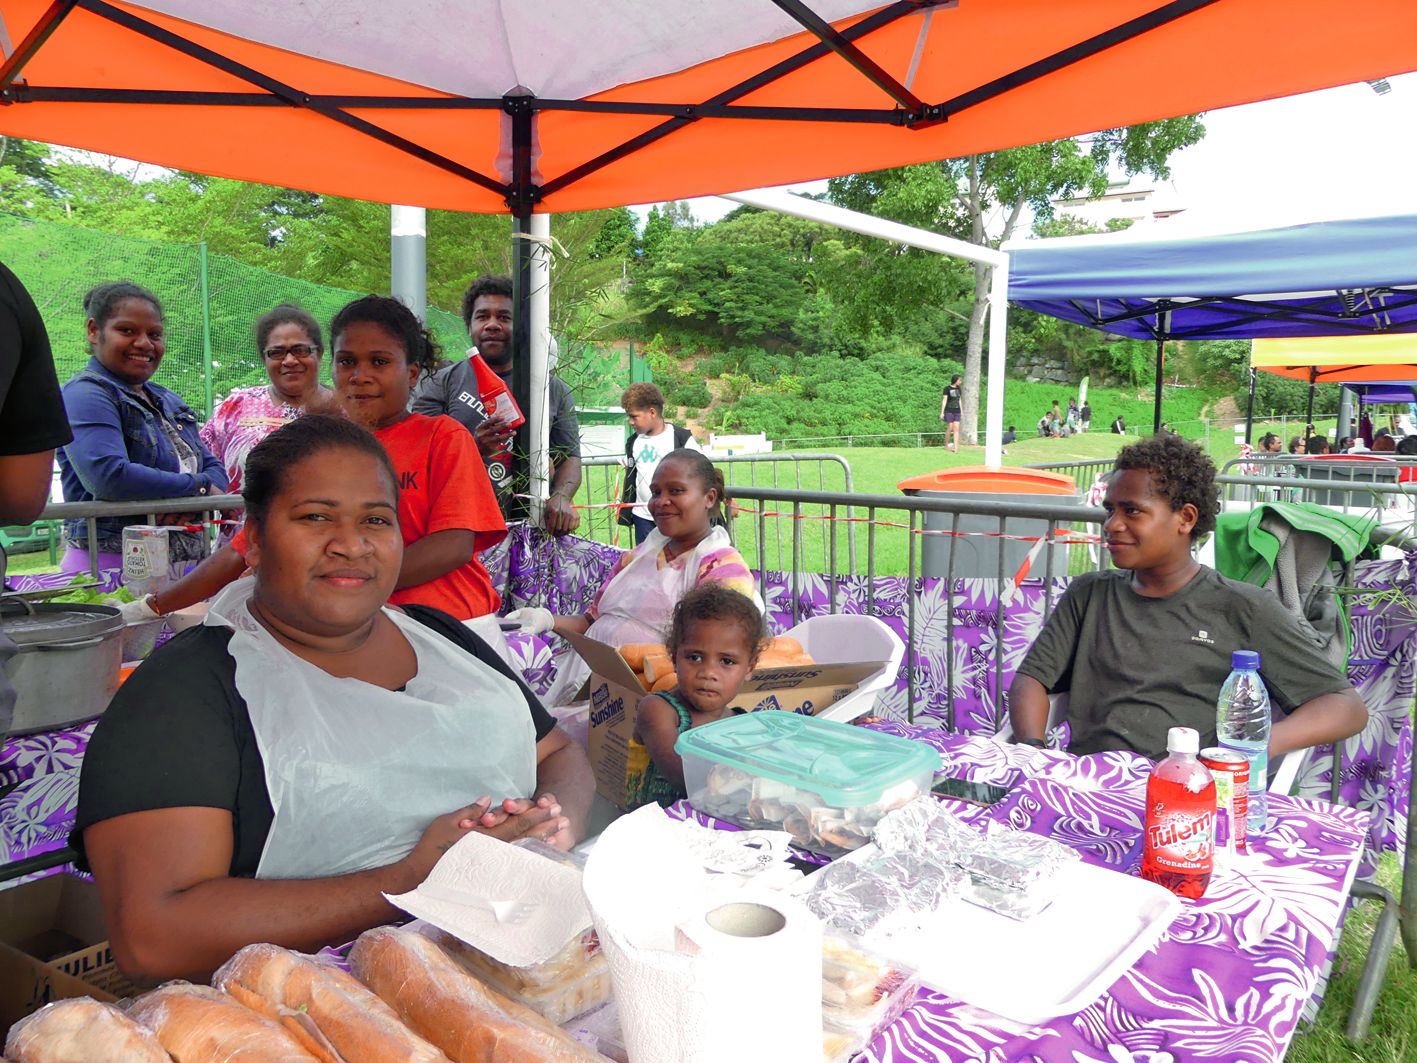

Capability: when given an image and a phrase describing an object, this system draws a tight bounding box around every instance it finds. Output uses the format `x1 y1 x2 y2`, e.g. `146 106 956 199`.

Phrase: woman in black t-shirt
940 374 963 452
73 415 593 982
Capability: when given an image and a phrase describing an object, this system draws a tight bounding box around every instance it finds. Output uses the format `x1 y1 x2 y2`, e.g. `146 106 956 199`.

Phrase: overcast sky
634 72 1417 236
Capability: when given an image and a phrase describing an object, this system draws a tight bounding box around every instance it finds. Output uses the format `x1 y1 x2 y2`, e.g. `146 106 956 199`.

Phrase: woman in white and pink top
200 304 338 545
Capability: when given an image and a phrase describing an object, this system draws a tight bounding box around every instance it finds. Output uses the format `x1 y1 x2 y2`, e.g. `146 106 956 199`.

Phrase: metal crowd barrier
722 484 1107 727
573 452 858 569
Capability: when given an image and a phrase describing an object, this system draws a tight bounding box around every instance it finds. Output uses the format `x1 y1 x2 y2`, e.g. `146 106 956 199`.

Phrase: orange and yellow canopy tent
2 0 1416 215
1252 335 1417 385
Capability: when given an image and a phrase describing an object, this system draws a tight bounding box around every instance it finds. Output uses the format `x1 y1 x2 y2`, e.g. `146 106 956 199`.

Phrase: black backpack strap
618 431 636 527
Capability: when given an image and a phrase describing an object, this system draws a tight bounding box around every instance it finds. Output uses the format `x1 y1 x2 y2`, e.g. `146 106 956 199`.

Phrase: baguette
128 983 320 1062
5 998 173 1063
216 943 451 1063
617 643 666 672
349 927 607 1063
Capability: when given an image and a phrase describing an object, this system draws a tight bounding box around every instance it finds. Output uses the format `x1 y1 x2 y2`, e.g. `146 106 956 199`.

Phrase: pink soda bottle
1141 726 1216 899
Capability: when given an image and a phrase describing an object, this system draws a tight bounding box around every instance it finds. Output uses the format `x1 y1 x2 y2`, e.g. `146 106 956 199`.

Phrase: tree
629 234 805 342
588 206 638 260
640 200 695 261
828 116 1205 445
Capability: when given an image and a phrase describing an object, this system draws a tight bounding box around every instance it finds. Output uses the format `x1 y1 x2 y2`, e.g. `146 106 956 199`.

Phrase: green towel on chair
1213 501 1376 673
1214 501 1376 584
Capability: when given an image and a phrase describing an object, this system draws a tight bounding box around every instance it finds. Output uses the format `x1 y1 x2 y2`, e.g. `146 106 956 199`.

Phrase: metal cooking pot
0 599 124 736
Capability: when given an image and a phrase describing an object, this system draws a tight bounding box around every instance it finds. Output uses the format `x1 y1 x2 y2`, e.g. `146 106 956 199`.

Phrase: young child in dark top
1009 433 1367 760
624 584 768 808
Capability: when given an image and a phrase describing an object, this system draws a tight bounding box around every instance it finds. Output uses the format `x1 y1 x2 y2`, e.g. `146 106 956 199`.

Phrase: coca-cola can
1200 748 1250 854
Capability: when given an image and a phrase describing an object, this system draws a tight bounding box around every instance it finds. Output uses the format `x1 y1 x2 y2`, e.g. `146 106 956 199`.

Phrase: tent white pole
390 205 427 319
984 261 1008 466
722 188 1009 465
528 213 553 510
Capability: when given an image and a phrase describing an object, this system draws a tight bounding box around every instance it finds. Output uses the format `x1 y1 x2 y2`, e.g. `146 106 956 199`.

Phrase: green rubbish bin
898 466 1079 579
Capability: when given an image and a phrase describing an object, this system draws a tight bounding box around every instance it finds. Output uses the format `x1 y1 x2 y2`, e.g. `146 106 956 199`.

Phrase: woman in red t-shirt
137 298 509 655
328 296 507 645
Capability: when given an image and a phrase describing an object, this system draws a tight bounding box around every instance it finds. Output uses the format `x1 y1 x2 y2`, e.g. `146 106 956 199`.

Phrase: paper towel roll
600 892 822 1063
583 807 822 1063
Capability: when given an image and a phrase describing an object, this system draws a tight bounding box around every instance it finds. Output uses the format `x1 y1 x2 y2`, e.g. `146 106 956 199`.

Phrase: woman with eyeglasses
121 305 336 624
199 305 338 546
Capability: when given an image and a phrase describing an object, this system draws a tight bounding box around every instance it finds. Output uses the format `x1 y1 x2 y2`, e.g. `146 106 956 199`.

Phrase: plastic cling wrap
5 998 173 1063
348 926 608 1062
213 942 451 1062
126 982 322 1062
820 936 920 1063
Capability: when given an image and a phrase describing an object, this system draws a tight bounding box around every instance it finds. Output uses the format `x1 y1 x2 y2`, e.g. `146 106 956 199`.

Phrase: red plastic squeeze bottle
1141 725 1216 900
468 350 526 430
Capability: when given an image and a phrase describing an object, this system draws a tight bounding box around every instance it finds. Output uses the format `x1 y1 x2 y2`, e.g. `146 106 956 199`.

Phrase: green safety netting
0 211 473 416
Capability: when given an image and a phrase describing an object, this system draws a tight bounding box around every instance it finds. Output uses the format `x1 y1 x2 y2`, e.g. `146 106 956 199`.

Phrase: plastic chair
785 614 905 723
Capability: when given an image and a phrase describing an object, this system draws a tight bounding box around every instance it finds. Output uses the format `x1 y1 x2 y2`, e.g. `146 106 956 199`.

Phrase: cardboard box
570 632 882 810
0 874 133 1027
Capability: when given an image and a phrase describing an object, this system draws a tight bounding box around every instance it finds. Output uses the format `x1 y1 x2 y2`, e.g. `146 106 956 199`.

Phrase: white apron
205 578 536 880
545 527 761 705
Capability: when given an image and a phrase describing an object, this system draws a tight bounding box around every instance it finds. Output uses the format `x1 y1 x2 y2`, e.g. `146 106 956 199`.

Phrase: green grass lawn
1288 853 1416 1063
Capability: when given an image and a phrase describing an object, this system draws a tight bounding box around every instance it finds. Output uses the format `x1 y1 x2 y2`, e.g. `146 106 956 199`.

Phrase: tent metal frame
0 0 1221 462
0 0 1221 214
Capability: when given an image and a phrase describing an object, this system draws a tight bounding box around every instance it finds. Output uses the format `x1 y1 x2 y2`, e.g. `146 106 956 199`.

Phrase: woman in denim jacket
57 282 227 575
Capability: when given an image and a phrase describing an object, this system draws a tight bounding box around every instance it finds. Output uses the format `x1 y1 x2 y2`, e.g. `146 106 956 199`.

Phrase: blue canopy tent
1349 383 1417 405
1005 213 1417 437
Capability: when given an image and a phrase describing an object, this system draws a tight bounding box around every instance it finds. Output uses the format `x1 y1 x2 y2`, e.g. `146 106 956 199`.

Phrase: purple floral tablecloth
4 523 1404 891
672 723 1370 1063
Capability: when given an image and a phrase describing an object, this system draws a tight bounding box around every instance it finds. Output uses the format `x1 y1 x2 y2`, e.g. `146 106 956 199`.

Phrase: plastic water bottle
1217 649 1271 835
1141 726 1215 899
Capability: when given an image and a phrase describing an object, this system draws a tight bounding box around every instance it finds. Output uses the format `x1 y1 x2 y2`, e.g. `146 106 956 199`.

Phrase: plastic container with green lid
676 712 939 856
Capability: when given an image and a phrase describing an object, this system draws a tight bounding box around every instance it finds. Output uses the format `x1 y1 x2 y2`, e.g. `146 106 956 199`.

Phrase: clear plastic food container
676 712 939 857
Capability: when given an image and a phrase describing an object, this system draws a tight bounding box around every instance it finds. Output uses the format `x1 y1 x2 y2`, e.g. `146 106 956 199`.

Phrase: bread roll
617 643 666 672
349 927 606 1062
641 654 673 684
769 636 804 656
651 673 678 692
128 983 320 1062
6 998 173 1063
216 943 451 1063
755 649 815 669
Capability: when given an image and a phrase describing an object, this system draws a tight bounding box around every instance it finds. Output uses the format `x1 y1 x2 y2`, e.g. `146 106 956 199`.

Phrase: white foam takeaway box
575 613 904 809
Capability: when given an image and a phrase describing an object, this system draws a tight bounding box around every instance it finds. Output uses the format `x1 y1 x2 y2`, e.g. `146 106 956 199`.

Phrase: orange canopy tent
4 0 1416 486
1251 334 1417 430
2 0 1415 215
1252 335 1417 385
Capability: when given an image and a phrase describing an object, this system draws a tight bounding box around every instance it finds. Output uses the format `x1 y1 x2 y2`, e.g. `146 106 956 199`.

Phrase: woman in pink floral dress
200 304 337 545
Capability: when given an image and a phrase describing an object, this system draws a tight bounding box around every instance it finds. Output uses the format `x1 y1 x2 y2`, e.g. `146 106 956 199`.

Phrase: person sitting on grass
1007 433 1367 761
624 584 768 809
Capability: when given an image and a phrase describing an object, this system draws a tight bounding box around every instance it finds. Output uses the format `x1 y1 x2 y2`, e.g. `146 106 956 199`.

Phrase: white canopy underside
133 0 884 100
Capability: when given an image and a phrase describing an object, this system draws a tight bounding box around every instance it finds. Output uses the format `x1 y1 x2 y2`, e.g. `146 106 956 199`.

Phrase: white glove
118 596 160 625
505 606 554 635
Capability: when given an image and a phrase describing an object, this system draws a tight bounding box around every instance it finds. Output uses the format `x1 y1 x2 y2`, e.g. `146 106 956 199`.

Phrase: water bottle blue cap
1232 649 1260 670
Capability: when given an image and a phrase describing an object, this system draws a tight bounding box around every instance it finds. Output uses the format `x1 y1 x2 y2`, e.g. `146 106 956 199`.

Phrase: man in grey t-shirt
1009 435 1367 761
412 275 581 534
